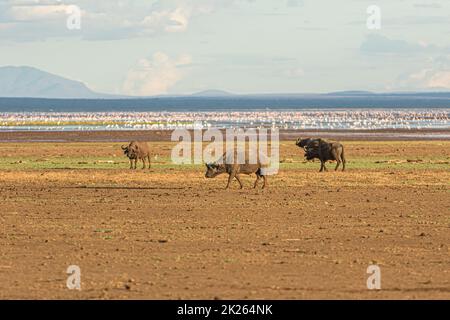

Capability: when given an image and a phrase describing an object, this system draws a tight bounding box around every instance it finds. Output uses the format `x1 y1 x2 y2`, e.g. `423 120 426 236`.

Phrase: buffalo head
205 163 226 178
296 137 312 149
122 143 138 158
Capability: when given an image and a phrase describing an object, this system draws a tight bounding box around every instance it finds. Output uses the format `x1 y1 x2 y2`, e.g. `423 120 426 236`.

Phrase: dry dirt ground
0 140 449 299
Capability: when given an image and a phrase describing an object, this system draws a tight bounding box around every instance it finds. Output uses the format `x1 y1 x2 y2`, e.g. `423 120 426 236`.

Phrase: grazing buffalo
205 152 267 189
121 141 151 169
296 138 346 172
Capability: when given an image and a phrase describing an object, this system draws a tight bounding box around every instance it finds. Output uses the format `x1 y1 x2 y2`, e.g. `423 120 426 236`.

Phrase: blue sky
1 0 449 96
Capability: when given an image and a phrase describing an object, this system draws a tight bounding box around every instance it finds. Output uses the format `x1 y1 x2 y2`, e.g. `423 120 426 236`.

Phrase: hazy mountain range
0 66 449 111
0 66 238 99
2 65 450 99
0 66 104 99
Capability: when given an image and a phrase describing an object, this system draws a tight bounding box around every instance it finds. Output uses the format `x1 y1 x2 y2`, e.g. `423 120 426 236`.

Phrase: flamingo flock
0 109 448 131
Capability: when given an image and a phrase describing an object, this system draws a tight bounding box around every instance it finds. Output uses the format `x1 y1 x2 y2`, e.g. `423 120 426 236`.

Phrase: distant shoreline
1 128 449 142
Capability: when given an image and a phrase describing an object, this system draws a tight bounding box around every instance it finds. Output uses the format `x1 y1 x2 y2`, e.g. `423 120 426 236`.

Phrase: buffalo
296 138 346 172
205 152 267 189
121 141 151 169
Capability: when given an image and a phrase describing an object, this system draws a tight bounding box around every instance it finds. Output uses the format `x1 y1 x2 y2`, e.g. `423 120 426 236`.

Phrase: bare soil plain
0 138 449 299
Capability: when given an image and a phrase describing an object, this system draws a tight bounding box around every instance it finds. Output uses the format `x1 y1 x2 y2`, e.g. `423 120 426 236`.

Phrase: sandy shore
0 128 449 142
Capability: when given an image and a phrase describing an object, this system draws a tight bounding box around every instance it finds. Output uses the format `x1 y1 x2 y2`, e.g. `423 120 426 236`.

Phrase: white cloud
141 6 191 33
122 52 192 96
0 1 191 40
428 71 450 89
396 59 450 90
9 5 70 21
0 0 253 41
360 34 446 55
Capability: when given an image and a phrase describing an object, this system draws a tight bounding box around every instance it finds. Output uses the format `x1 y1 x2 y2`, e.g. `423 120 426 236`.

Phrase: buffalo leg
319 161 325 172
262 175 267 189
334 155 341 171
235 174 244 189
253 175 260 188
335 160 341 171
331 149 341 171
129 159 133 169
148 155 151 169
142 158 146 169
226 173 235 189
134 159 138 169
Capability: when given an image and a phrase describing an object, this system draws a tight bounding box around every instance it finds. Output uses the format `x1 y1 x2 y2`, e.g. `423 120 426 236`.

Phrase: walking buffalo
205 152 267 189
